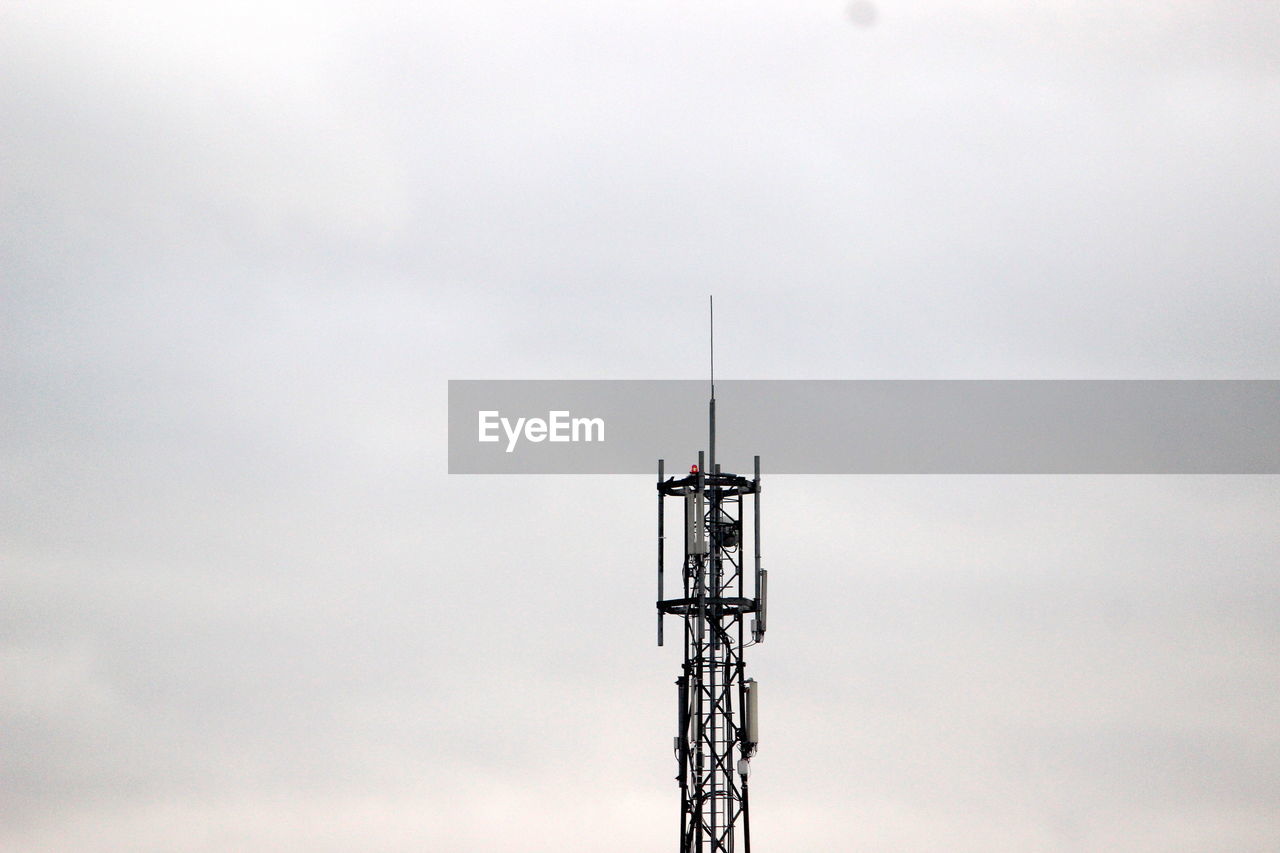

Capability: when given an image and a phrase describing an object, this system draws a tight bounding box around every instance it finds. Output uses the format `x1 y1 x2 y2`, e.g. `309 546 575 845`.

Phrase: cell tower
655 298 767 852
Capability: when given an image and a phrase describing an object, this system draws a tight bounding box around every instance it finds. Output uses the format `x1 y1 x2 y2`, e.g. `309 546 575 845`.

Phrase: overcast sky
2 2 1278 851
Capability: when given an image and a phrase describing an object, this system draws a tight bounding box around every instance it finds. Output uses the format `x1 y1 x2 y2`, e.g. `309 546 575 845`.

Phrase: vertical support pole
695 449 707 850
753 455 764 643
753 455 761 600
658 458 665 647
709 397 716 478
709 294 716 478
696 452 705 593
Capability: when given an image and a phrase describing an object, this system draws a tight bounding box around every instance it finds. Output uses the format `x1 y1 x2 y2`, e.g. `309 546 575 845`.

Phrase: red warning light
690 464 699 474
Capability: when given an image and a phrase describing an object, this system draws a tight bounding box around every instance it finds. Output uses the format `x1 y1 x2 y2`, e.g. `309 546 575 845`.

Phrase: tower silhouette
655 299 767 851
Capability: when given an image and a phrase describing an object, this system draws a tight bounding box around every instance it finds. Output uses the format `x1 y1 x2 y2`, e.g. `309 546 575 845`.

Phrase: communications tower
655 301 768 852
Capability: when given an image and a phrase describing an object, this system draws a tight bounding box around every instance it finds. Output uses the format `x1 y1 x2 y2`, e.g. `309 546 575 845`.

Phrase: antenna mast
655 300 768 852
709 295 716 476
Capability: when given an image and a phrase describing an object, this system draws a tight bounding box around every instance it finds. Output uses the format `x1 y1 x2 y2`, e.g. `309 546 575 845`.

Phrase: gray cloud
2 1 1278 850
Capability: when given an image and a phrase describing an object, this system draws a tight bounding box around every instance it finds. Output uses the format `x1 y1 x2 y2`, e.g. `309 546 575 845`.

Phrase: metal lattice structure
656 382 767 852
